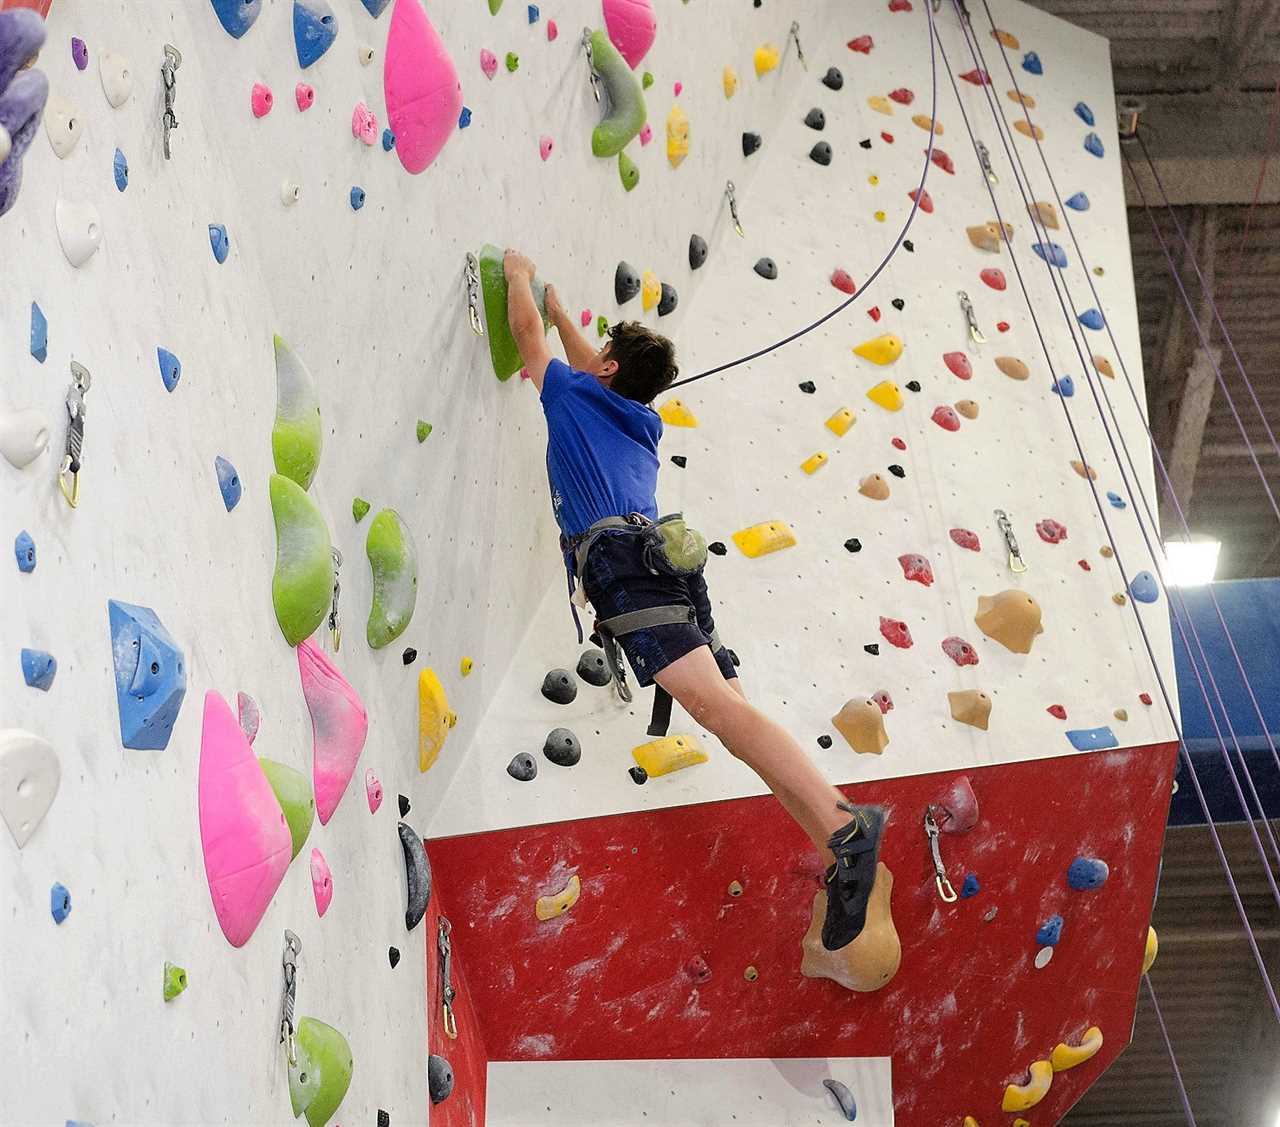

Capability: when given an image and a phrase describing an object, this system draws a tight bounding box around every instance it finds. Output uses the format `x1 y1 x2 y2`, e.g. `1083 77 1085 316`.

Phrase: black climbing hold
864 644 879 655
576 648 611 687
708 541 727 556
742 131 762 157
671 455 687 468
809 142 832 166
903 239 914 252
804 107 826 131
844 538 862 553
754 257 778 280
614 261 641 304
543 727 582 767
658 282 678 317
378 1112 390 1127
397 821 432 931
507 752 538 781
629 766 648 785
888 464 905 478
541 668 577 705
429 1054 455 1105
398 793 410 817
817 735 833 749
822 66 843 91
401 647 417 665
798 381 816 394
891 298 905 311
388 946 401 968
753 0 761 7
688 233 708 270
859 138 872 150
905 380 921 392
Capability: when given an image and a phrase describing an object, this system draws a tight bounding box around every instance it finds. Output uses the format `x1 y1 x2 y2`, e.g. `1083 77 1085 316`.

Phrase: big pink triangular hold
299 640 369 825
199 691 292 948
384 0 462 174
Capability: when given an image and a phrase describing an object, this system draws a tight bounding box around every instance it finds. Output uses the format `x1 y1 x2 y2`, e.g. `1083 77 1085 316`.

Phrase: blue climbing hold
21 648 57 691
1078 308 1105 330
51 882 71 924
1065 726 1118 752
210 0 263 38
960 873 980 899
14 530 36 573
359 0 391 14
1064 191 1090 211
1032 241 1068 268
113 147 129 192
294 0 338 69
1022 51 1042 75
209 224 229 264
30 301 47 362
458 106 472 129
1074 101 1094 126
1129 570 1160 604
108 600 187 751
1106 491 1126 509
1084 132 1104 158
1035 914 1063 946
214 455 241 512
350 186 366 211
381 128 395 152
1052 374 1075 397
157 347 182 393
528 3 539 21
1067 856 1109 890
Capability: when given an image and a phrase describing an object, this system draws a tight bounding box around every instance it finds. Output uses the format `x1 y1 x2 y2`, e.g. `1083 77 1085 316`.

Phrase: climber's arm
545 284 597 371
505 250 552 391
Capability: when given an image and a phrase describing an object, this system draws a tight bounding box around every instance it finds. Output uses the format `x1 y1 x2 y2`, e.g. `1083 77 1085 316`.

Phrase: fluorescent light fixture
1163 539 1221 587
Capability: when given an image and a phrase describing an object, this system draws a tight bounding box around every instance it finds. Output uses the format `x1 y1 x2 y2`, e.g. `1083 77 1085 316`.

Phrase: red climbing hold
1078 559 1091 571
1047 704 1067 720
1139 692 1153 706
960 67 991 85
898 554 934 586
980 267 1007 291
868 306 882 322
949 528 981 551
942 636 979 667
908 188 933 213
831 269 857 295
888 0 912 10
872 689 894 714
930 148 955 174
943 351 972 380
1036 518 1068 544
997 320 1010 332
847 35 874 54
932 405 961 431
881 131 894 143
891 437 906 450
879 616 913 649
889 87 914 105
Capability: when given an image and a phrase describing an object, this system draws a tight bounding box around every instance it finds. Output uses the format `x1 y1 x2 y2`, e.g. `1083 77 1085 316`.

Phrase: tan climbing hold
801 862 901 992
975 590 1044 654
733 521 796 558
1002 1060 1053 1113
658 397 698 427
801 452 828 475
535 873 581 920
867 95 893 115
825 407 855 436
948 690 992 730
727 879 744 897
832 697 890 755
1113 592 1127 606
1071 460 1098 480
1014 119 1045 141
1051 1026 1103 1072
967 221 1013 253
1007 89 1036 109
1100 545 1114 558
992 28 1020 49
743 965 759 981
1142 925 1159 973
912 113 942 134
1093 354 1115 379
1114 708 1128 722
858 473 890 501
1028 200 1059 229
996 356 1030 380
955 399 979 419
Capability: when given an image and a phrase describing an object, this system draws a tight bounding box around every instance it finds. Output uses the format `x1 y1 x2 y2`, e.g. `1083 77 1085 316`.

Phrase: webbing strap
648 687 673 738
598 604 696 636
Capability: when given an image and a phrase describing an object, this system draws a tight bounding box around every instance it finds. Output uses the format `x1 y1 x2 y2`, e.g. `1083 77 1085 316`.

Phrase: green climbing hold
618 150 639 191
505 51 519 72
259 758 316 860
352 497 371 523
597 315 609 338
589 29 646 157
288 1017 354 1127
270 474 335 647
488 0 502 12
416 420 432 443
642 71 654 89
163 961 188 1002
479 243 549 381
366 509 418 649
272 335 323 492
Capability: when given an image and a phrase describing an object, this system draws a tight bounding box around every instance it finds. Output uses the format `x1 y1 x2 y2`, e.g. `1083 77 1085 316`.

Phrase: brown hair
605 322 678 404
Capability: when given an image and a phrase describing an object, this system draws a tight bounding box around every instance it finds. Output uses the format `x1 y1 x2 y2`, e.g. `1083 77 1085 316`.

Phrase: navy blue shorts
580 530 737 689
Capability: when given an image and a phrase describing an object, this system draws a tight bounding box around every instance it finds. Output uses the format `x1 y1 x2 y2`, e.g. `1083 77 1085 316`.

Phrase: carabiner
465 253 483 336
994 508 1028 574
958 290 986 345
924 810 957 903
328 548 343 652
438 917 459 1040
279 929 302 1067
58 361 91 508
725 180 744 237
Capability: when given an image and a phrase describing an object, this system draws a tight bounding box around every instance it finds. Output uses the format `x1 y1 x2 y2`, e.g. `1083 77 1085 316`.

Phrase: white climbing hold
99 50 133 108
44 94 84 159
0 405 50 469
0 729 61 849
55 199 103 268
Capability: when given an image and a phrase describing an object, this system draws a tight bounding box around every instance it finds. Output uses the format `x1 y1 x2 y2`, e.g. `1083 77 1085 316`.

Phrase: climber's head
586 321 678 404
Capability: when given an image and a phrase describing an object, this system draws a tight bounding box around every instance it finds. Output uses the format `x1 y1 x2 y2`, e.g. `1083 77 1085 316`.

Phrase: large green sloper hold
590 29 646 157
288 1017 353 1127
272 334 323 491
270 474 335 647
366 508 418 649
479 243 549 381
258 758 315 860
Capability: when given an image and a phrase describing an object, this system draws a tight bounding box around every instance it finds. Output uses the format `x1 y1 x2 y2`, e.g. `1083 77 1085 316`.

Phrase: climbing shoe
822 801 885 951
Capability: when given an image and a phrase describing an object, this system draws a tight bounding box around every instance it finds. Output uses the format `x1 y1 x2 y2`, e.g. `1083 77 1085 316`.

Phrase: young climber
501 248 886 962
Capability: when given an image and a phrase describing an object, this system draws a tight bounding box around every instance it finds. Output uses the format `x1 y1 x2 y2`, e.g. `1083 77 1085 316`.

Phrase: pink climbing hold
365 767 383 813
1047 704 1067 719
580 309 592 327
930 148 955 174
237 691 261 744
1036 518 1068 544
352 101 379 145
251 83 274 118
980 267 1007 291
310 847 333 917
639 122 653 145
603 0 657 70
942 636 979 666
950 528 981 551
480 48 498 79
908 188 933 213
831 268 856 295
888 87 914 105
298 640 370 826
872 689 894 714
539 135 554 160
932 405 961 431
891 436 906 450
898 553 934 586
673 81 682 96
547 19 558 41
198 691 291 949
295 83 315 111
943 351 972 380
385 0 463 174
935 775 979 833
960 67 991 85
847 35 874 54
879 616 913 649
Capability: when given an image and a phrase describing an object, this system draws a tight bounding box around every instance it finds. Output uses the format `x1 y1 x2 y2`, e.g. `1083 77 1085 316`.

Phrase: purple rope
939 4 1280 1019
1144 975 1199 1125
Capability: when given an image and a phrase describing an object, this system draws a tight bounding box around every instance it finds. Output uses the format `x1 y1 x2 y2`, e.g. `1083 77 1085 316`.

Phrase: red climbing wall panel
428 743 1177 1125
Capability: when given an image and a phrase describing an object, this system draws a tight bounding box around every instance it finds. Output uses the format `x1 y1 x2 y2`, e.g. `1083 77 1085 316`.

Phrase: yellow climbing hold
867 95 893 115
1142 925 1159 973
801 452 828 475
963 1119 981 1127
722 65 738 98
825 407 855 437
854 334 904 366
754 43 780 77
874 210 887 223
1051 1026 1103 1072
666 104 689 168
459 656 474 677
866 380 904 412
1002 1060 1053 1113
535 873 581 921
641 270 661 312
996 356 1030 380
1014 1121 1030 1127
912 114 942 134
732 521 796 558
632 733 708 777
868 174 880 186
1113 592 1127 606
1014 119 1045 141
1093 354 1115 379
418 668 457 774
1007 89 1036 109
658 397 698 427
992 27 1020 48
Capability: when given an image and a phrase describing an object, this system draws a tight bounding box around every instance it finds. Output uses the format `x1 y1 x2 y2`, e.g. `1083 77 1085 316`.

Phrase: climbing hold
1002 1061 1052 1113
44 94 84 160
688 234 708 270
152 346 182 394
381 127 395 152
614 260 642 305
310 847 333 917
732 521 795 558
908 188 933 213
632 734 707 777
299 640 368 826
1143 926 1159 973
888 87 914 105
859 473 890 500
1028 200 1060 230
847 35 873 54
937 353 973 383
912 114 942 135
992 26 1020 47
458 105 472 128
21 648 56 691
887 464 906 479
0 403 47 469
208 455 241 513
1052 1026 1103 1071
855 335 903 366
967 221 1012 253
941 636 978 667
753 257 778 280
398 794 410 817
867 95 893 115
980 267 1006 291
365 508 418 648
209 222 230 264
366 767 383 812
930 149 956 175
873 210 886 223
1068 856 1110 890
932 405 961 432
1129 571 1160 603
864 644 879 656
349 186 365 211
428 1054 455 1105
1022 51 1043 75
576 648 610 687
1036 914 1063 946
950 528 981 551
1083 132 1104 158
0 730 58 850
543 727 581 767
975 590 1044 653
358 43 375 65
878 616 912 649
295 83 315 110
960 67 991 85
418 668 456 773
111 147 129 192
955 399 979 420
13 530 35 574
1014 119 1045 140
865 381 904 414
536 873 581 920
742 130 762 156
211 0 263 37
541 668 577 705
506 752 537 782
1037 518 1068 544
1107 490 1127 508
351 101 378 145
294 0 338 69
831 269 856 295
844 538 862 554
832 698 888 755
1101 545 1115 558
823 1079 857 1121
637 270 662 313
822 408 854 440
893 553 932 586
822 67 843 92
616 149 640 191
949 690 992 730
480 245 550 379
960 873 980 898
287 1017 354 1127
810 141 832 165
867 306 882 322
602 0 656 70
589 29 646 156
1092 354 1116 379
235 692 261 745
1032 242 1068 269
251 82 273 117
872 689 894 715
721 64 738 98
1051 374 1075 398
800 861 901 991
51 881 71 924
107 600 187 750
535 133 553 162
1047 704 1067 720
397 820 431 930
1066 726 1118 752
1065 191 1090 211
996 356 1029 380
270 473 334 647
27 302 47 364
52 198 102 269
935 774 978 832
69 36 89 71
1113 592 1127 606
163 961 188 1001
658 283 678 317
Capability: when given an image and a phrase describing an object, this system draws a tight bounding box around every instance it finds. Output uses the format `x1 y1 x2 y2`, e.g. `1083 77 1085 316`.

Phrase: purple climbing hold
1078 308 1104 330
1083 132 1104 158
71 36 89 70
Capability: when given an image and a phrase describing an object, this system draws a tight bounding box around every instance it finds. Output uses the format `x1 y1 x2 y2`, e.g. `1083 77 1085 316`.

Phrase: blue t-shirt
541 358 662 538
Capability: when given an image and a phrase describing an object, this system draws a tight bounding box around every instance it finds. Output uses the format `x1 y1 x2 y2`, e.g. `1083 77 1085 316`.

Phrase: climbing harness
57 361 90 508
437 917 458 1040
994 508 1027 573
958 290 985 345
161 44 181 161
328 548 343 651
278 929 302 1066
787 22 807 70
923 810 957 903
580 28 601 102
464 252 483 336
724 180 744 237
976 139 997 183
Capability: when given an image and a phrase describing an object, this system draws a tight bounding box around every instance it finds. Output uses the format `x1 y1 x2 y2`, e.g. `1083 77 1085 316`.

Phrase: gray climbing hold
1068 856 1109 890
20 648 56 691
658 282 678 317
14 530 35 573
742 131 761 156
543 728 581 767
540 668 577 705
809 141 832 165
576 648 610 687
428 1054 455 1105
823 1078 857 1121
804 107 825 130
688 233 707 270
507 752 538 781
754 257 778 280
397 820 431 931
615 261 641 304
629 765 647 784
214 455 241 511
822 66 843 90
